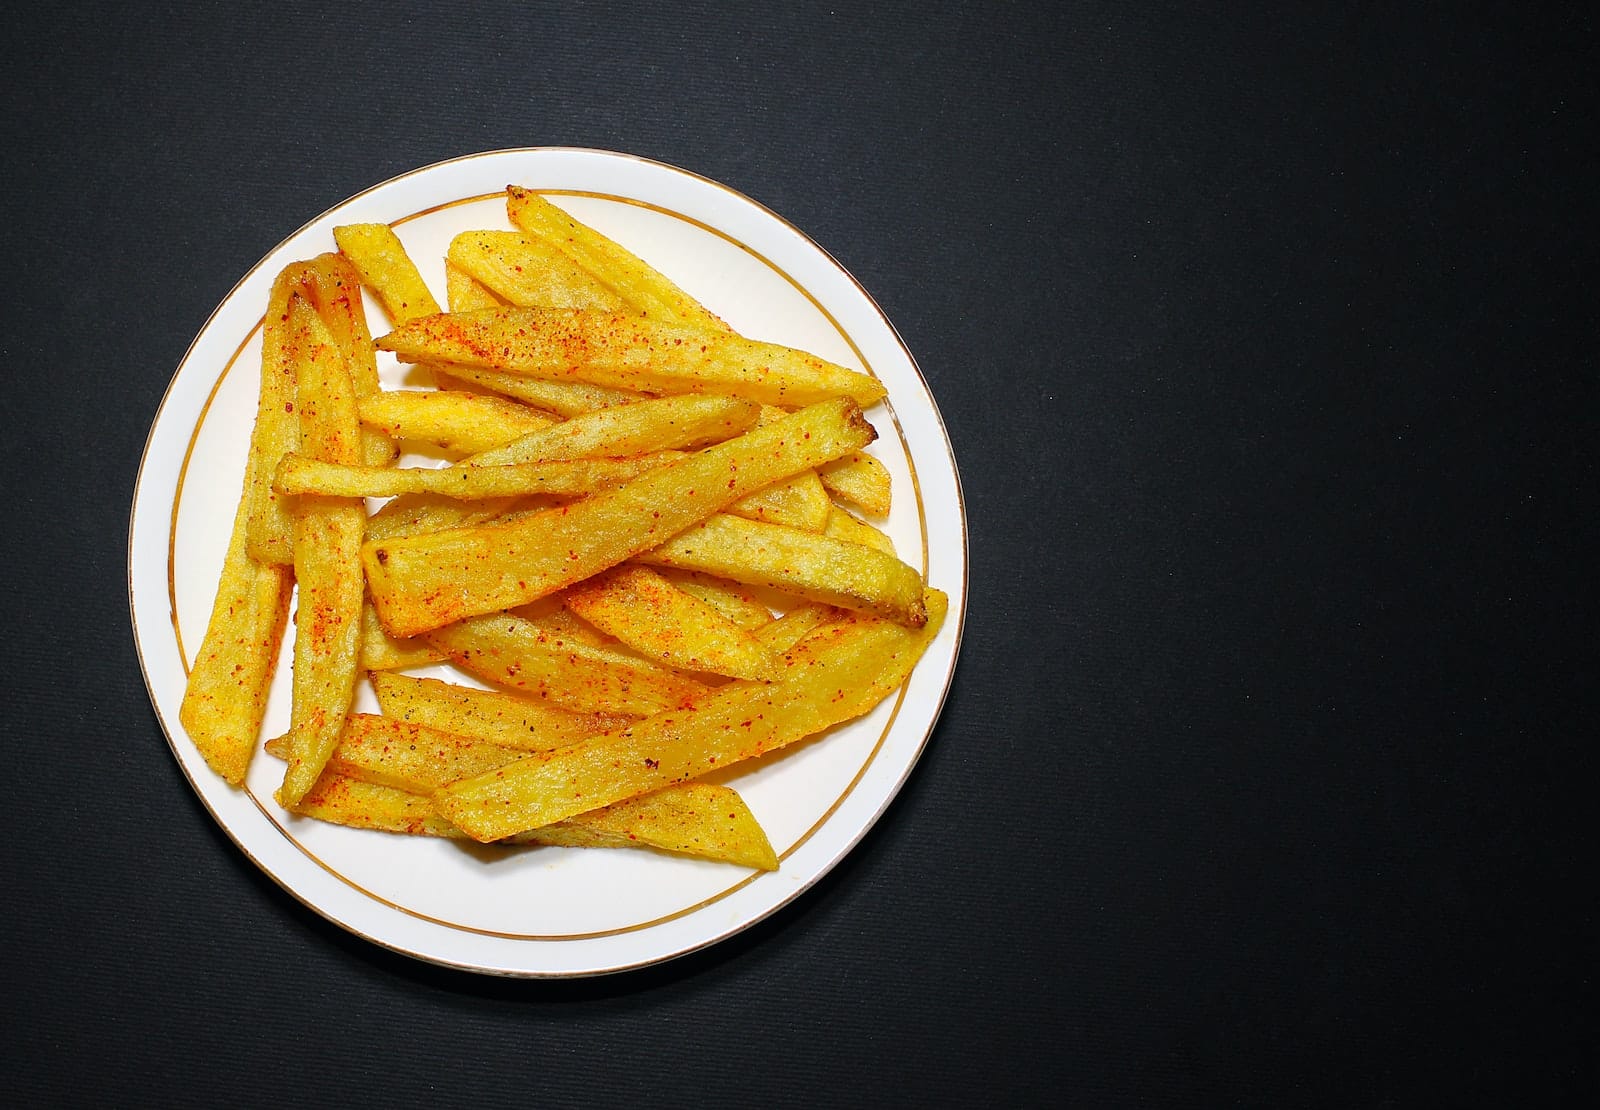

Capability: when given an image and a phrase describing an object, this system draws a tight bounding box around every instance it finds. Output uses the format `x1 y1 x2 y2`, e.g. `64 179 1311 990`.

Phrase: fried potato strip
434 590 947 841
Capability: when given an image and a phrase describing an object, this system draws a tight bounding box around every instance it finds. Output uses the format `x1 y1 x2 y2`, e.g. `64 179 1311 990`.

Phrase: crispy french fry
371 672 633 752
824 505 897 554
465 394 758 467
333 223 442 323
435 590 947 841
276 296 366 808
507 599 615 648
179 447 293 784
431 362 645 417
637 512 927 627
274 451 677 501
447 230 624 311
656 571 775 630
243 262 313 565
299 253 397 467
362 492 521 544
293 773 461 837
376 307 887 409
445 260 505 312
564 566 776 681
728 469 832 531
529 782 777 870
364 398 876 636
359 602 447 671
426 612 709 716
287 768 775 869
817 451 892 516
269 714 515 792
357 389 556 454
506 187 725 330
750 603 835 655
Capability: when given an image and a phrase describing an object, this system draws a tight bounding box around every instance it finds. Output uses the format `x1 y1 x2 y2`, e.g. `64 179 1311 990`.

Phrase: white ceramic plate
129 148 967 977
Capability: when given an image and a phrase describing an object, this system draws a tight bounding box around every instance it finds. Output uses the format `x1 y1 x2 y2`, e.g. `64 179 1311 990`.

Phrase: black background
2 2 1592 1105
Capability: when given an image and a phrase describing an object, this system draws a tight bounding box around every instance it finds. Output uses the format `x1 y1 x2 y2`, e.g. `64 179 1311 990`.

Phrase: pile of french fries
178 188 946 872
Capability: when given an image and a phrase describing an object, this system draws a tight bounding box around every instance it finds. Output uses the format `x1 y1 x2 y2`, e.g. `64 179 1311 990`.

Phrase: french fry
636 512 927 627
357 389 556 454
362 492 521 544
817 451 892 516
267 714 511 791
273 451 677 501
370 672 633 752
298 252 397 467
727 470 832 531
179 446 293 784
750 603 835 655
430 362 645 417
243 262 312 565
276 296 366 808
507 596 615 648
657 571 775 631
528 782 777 870
364 397 877 636
359 602 447 671
288 769 776 869
824 505 897 554
434 590 948 841
465 394 759 467
333 223 442 323
426 612 709 716
447 230 624 311
445 260 505 312
375 307 887 409
564 566 777 680
293 773 460 837
506 186 725 330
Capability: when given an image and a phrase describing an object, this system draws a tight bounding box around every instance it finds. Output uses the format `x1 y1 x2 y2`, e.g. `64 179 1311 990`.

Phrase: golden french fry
426 612 709 716
364 398 876 637
445 260 505 311
362 492 521 544
273 451 676 501
269 713 515 792
656 571 775 630
357 389 556 454
728 469 832 531
506 187 725 330
564 566 776 681
268 714 777 866
527 782 777 870
824 505 897 554
333 223 442 323
243 262 313 565
371 672 633 752
376 307 887 409
287 767 775 869
298 252 397 467
817 451 892 516
179 447 293 785
435 590 947 840
750 603 835 655
447 229 624 311
359 601 447 671
292 773 461 837
465 394 759 468
276 296 366 808
637 511 926 627
430 362 645 417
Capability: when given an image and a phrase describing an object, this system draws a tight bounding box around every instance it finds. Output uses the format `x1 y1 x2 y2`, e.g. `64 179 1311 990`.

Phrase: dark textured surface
1 2 1591 1105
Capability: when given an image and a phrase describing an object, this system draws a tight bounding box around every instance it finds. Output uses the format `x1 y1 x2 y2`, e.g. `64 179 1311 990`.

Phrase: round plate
128 148 967 977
